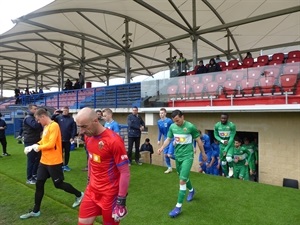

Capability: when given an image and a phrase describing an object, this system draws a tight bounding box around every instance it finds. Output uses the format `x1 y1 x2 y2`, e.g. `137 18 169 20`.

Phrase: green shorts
175 157 193 182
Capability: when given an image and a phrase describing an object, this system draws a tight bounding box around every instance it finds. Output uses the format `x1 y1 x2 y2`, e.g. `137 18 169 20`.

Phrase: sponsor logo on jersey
174 134 192 144
219 131 230 137
121 155 128 160
98 141 104 150
92 153 101 163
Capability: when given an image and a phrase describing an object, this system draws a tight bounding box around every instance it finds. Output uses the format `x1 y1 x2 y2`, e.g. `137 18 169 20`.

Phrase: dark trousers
62 141 71 166
0 137 7 154
27 151 41 180
25 142 41 180
127 136 141 163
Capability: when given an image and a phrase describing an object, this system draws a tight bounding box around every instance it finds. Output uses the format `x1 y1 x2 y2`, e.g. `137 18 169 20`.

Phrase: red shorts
79 186 119 225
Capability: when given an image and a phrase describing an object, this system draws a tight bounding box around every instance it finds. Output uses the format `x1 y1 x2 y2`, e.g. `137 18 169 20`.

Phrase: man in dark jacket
52 106 77 172
0 113 9 157
23 104 43 184
127 106 145 165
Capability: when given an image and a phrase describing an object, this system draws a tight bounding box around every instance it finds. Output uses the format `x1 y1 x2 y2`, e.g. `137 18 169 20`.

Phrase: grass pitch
0 135 299 225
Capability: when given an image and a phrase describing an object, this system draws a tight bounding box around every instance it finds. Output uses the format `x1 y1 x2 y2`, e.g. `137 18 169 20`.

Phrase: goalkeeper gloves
112 196 128 222
24 144 39 155
24 146 33 155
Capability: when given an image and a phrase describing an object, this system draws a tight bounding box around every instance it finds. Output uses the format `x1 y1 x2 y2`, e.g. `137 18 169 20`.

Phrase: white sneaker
72 192 84 208
164 168 172 174
20 211 40 219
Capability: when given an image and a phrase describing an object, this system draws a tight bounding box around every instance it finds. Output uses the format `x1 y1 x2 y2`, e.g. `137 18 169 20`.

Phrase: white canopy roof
0 0 299 91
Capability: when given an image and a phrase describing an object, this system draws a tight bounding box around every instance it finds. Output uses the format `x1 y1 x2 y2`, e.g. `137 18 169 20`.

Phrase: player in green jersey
242 137 258 181
232 137 251 180
158 110 207 218
214 113 236 177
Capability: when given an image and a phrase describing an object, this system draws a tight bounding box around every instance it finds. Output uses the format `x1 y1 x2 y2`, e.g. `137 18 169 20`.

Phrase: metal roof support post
192 0 198 68
80 38 86 83
15 60 19 88
59 42 65 91
106 59 110 86
0 66 3 98
34 53 38 92
123 18 131 84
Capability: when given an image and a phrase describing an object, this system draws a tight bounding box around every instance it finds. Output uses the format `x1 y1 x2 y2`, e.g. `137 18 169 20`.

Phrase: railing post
285 91 288 104
230 95 234 106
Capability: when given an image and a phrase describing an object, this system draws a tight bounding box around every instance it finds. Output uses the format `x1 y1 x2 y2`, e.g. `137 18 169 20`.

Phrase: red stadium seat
201 74 213 85
286 58 300 64
231 71 245 84
259 77 276 95
271 53 284 62
247 68 262 81
264 67 281 79
223 80 237 96
268 60 283 66
222 66 233 71
228 59 239 69
178 85 191 99
287 50 300 59
242 58 254 68
167 85 178 98
280 74 298 94
215 73 227 85
187 75 200 86
253 62 266 68
241 79 256 96
257 55 269 65
178 77 187 86
283 65 300 74
205 81 219 96
192 83 204 98
218 61 227 70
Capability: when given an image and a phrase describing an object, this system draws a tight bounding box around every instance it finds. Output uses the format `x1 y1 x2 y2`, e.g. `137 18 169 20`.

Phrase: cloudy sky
0 0 54 35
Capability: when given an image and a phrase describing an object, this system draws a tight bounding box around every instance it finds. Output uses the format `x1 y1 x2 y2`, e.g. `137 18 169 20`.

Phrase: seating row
218 50 300 71
167 74 299 99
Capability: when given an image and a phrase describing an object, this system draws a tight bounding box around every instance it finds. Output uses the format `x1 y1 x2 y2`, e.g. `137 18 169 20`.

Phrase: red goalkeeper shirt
85 129 129 195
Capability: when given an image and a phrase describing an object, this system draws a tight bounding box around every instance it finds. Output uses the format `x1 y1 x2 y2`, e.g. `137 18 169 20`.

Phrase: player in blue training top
102 108 120 134
210 138 220 176
198 130 212 174
157 108 175 174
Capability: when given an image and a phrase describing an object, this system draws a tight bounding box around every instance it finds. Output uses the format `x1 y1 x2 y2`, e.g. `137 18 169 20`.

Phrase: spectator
207 58 222 73
176 53 189 76
196 60 208 74
64 79 73 90
73 79 80 89
52 107 77 172
79 72 84 89
127 106 145 165
0 113 10 156
215 55 223 63
14 88 21 104
140 138 154 163
244 51 253 59
23 104 43 184
38 87 43 94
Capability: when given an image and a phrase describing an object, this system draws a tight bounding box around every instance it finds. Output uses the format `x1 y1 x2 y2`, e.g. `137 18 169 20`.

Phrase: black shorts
37 163 64 183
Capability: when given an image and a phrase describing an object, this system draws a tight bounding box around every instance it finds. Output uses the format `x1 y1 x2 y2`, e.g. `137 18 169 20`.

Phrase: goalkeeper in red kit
76 107 130 225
